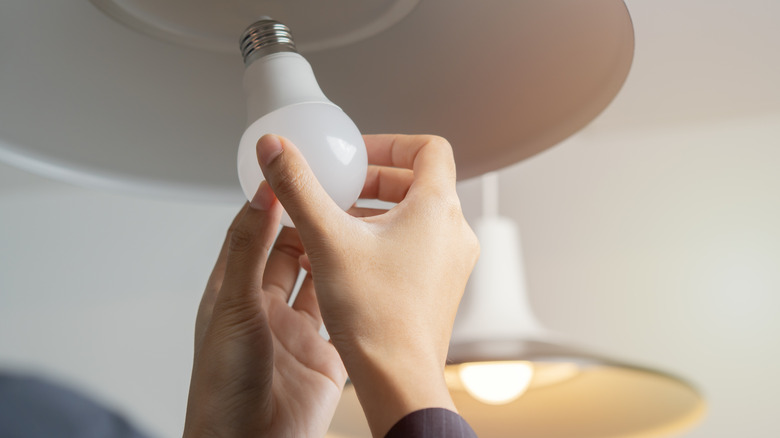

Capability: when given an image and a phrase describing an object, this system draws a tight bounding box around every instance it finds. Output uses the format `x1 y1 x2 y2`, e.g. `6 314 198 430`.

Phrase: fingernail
257 134 283 166
250 181 277 210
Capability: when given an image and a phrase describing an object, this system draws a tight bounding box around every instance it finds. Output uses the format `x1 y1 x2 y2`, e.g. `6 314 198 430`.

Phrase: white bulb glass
459 361 534 405
237 21 367 228
238 101 366 227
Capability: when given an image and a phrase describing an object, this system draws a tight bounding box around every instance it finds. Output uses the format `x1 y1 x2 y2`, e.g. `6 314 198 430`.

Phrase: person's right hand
255 133 479 437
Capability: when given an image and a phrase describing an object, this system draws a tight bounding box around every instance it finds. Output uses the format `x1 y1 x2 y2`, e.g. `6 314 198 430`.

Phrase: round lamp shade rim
331 339 707 437
0 0 634 198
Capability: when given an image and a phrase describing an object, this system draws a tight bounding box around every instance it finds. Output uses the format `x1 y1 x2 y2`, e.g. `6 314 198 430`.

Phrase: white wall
0 172 238 437
2 111 780 437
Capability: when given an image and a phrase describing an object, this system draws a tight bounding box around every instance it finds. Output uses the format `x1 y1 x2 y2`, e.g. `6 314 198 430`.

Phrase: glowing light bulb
459 361 534 405
237 19 367 227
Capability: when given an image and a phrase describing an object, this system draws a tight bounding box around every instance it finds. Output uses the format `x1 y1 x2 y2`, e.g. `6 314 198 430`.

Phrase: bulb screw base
240 18 297 66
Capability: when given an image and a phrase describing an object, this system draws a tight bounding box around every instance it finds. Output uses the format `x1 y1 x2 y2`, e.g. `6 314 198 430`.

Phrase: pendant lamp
328 173 705 437
446 173 706 437
0 0 633 199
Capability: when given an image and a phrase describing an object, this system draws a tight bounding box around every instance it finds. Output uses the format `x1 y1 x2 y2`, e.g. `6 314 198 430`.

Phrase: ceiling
1 1 779 437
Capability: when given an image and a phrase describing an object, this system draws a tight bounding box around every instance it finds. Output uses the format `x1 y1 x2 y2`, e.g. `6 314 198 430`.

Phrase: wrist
342 343 456 437
183 422 221 438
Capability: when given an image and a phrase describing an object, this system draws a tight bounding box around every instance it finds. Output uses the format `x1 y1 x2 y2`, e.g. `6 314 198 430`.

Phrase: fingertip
257 134 284 166
254 134 342 235
299 254 312 273
249 181 278 211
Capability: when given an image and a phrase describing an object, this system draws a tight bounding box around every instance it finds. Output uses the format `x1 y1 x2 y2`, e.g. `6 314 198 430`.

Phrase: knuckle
424 135 455 157
423 135 457 178
274 165 310 201
228 226 254 253
420 181 453 201
412 186 463 223
273 240 302 259
424 134 452 150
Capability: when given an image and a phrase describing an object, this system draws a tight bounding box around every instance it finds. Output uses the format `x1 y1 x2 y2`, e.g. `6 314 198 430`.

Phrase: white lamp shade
453 216 546 342
440 214 706 438
0 0 633 200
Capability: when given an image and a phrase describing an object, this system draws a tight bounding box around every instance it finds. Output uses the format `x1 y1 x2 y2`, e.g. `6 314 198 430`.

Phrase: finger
360 165 414 204
263 227 306 302
291 273 323 329
256 134 344 241
347 206 389 218
363 134 457 194
299 254 311 274
204 203 250 294
195 203 250 353
217 182 283 308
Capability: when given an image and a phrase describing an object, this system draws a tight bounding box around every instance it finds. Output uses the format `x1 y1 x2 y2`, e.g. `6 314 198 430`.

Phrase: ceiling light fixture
0 1 634 199
441 172 706 437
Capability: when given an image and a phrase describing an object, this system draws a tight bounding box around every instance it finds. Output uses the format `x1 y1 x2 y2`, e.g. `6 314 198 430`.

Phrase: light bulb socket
240 18 298 66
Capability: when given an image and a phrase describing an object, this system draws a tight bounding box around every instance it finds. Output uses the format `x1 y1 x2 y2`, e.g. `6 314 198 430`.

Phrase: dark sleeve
384 408 478 438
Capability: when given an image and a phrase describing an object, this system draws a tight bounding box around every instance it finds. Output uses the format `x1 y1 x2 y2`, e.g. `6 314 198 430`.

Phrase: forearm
341 343 457 438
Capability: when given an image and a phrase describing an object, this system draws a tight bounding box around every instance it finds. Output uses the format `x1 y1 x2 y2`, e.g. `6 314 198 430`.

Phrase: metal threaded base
240 18 297 66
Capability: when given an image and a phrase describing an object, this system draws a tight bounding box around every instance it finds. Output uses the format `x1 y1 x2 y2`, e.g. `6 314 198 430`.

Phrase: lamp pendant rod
454 170 545 341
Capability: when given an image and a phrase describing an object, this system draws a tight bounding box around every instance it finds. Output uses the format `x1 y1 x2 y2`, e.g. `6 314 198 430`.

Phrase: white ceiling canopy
0 1 633 201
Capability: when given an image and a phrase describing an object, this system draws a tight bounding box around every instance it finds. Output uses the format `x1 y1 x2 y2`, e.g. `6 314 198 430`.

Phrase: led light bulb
237 19 367 227
459 361 534 405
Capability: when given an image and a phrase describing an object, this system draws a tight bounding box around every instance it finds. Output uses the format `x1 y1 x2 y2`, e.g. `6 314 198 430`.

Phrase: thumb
256 134 342 237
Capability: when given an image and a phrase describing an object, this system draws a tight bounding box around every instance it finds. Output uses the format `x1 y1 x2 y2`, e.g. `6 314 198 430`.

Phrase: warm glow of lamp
458 361 533 405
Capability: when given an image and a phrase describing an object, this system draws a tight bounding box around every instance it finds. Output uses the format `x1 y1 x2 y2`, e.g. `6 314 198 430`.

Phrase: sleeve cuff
384 407 478 438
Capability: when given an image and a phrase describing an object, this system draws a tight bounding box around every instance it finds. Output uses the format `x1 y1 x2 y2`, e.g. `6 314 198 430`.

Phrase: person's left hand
183 183 347 438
